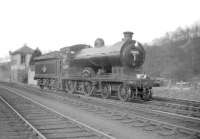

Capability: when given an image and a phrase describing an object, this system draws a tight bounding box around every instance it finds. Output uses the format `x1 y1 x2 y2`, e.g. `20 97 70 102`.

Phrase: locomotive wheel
48 79 53 90
148 89 153 100
67 80 75 93
48 85 52 90
39 85 44 89
84 82 93 96
64 81 69 92
101 84 111 99
118 84 131 102
141 93 148 101
142 89 152 101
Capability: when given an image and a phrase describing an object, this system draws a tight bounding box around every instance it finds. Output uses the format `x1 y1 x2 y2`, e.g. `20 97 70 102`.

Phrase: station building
9 44 34 83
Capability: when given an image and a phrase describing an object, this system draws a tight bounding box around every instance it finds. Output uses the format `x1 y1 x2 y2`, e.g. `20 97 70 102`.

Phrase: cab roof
34 51 62 61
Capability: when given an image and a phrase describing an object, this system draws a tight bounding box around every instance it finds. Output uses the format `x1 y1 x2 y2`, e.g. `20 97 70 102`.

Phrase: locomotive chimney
123 31 133 41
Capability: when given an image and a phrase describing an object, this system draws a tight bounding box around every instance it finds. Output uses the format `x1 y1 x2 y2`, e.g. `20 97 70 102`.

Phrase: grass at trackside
153 86 200 102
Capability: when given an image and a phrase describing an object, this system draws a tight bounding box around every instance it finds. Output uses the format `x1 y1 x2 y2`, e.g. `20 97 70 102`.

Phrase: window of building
21 54 26 64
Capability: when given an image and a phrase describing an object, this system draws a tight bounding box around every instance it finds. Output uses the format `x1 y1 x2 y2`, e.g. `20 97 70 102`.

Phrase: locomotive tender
34 32 153 101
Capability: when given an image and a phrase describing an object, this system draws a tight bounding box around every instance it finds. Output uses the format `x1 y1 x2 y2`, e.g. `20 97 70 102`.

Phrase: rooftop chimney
123 31 133 41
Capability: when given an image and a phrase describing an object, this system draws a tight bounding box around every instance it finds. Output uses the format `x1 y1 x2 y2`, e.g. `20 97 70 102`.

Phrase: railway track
0 85 114 139
143 97 200 118
5 81 200 119
1 82 200 139
0 96 39 139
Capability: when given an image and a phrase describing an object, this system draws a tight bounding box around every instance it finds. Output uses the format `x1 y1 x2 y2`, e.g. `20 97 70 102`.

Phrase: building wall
28 69 37 85
26 54 32 66
0 63 10 82
10 53 32 83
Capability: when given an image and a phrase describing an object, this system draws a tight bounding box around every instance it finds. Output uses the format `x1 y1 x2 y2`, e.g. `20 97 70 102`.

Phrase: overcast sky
0 0 200 57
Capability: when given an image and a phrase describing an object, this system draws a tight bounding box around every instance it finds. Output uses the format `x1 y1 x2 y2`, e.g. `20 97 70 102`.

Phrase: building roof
10 45 34 55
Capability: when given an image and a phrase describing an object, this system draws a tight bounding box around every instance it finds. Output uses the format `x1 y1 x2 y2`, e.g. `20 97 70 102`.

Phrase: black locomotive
34 32 153 101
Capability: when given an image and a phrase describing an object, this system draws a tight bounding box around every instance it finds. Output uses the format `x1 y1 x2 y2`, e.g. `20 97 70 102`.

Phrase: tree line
143 23 200 81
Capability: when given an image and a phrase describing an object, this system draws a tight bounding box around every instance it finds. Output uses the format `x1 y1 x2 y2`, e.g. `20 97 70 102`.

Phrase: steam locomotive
34 32 153 101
